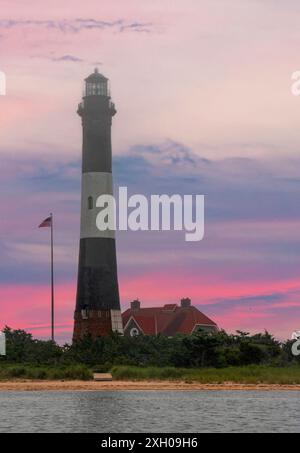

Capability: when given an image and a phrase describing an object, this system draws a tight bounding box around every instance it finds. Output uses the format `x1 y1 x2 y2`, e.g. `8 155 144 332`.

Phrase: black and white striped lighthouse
73 69 123 341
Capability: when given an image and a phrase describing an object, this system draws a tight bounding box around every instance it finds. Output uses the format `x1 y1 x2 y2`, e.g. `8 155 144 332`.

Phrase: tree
3 326 62 363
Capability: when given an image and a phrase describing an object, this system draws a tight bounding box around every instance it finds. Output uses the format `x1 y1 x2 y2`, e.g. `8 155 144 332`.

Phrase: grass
1 363 300 384
0 364 93 381
111 365 300 385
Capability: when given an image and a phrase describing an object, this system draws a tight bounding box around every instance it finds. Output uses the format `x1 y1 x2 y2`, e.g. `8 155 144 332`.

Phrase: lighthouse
73 69 123 341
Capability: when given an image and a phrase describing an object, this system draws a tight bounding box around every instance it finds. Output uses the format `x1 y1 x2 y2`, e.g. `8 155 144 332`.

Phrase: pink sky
1 1 300 342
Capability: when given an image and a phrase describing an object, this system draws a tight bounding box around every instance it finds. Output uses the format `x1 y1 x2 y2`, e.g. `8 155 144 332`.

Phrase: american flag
39 216 52 228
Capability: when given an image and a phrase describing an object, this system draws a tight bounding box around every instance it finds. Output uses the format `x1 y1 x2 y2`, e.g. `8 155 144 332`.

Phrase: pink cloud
0 283 75 342
1 268 299 343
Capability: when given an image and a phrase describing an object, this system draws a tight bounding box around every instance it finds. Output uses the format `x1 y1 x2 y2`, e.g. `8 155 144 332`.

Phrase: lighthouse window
86 81 108 96
86 83 96 96
88 196 93 210
100 83 107 95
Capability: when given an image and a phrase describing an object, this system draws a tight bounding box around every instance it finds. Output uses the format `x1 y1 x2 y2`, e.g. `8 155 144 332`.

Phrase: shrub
1 327 296 371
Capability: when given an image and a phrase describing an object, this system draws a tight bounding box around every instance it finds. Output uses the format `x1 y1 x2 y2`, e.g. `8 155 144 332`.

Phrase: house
122 298 218 337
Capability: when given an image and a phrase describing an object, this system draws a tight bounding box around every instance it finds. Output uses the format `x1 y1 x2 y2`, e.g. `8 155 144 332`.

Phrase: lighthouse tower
73 69 123 341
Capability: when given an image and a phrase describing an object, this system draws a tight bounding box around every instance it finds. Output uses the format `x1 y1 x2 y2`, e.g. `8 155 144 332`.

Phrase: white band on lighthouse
80 172 115 239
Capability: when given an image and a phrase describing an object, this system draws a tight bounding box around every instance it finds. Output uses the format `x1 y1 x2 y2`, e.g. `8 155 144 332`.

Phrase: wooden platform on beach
93 373 113 382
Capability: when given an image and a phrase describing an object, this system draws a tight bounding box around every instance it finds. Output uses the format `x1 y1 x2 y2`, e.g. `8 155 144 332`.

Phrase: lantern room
84 68 110 97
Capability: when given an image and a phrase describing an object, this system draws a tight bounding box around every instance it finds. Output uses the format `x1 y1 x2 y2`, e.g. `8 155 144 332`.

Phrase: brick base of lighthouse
73 310 123 342
73 311 111 341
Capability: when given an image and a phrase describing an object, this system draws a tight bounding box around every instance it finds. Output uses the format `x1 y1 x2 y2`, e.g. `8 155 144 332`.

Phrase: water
0 391 299 433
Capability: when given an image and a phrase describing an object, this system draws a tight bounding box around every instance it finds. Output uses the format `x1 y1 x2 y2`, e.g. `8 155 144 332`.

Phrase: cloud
0 282 75 342
7 242 75 265
129 141 198 165
51 55 83 62
114 140 300 222
118 21 153 33
209 291 290 310
0 18 153 34
1 141 300 340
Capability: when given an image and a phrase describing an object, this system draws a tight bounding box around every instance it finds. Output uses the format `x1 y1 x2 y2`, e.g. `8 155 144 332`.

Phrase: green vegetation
111 365 300 384
0 327 299 383
0 364 92 381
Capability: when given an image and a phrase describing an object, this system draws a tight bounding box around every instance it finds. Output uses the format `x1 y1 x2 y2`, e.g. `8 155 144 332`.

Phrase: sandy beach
0 380 300 392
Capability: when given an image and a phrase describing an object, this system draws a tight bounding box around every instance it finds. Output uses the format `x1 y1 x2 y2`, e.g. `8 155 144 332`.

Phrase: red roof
122 303 217 336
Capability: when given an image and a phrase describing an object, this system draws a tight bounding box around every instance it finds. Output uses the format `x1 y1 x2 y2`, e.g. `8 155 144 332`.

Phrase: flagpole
50 213 54 342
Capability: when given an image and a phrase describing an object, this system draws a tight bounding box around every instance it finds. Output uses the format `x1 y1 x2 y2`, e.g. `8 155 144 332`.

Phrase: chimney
131 299 141 311
181 298 191 308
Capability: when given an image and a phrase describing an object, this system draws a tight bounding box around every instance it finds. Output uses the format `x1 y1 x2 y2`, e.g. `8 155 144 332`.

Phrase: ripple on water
0 390 299 433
